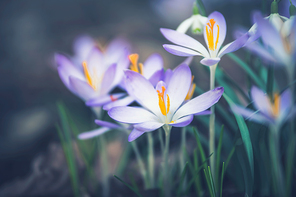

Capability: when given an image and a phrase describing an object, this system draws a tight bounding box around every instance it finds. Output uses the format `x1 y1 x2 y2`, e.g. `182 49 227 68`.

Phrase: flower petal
69 76 97 101
279 89 292 118
163 44 203 57
78 127 110 140
134 121 164 132
148 70 164 87
128 129 145 142
73 35 96 66
103 96 135 110
173 87 224 120
176 16 194 33
250 86 272 118
143 53 164 79
218 33 249 57
100 63 117 95
108 106 158 124
161 28 209 57
204 11 226 52
169 115 193 127
124 70 160 116
166 64 192 116
94 120 121 129
231 105 270 124
195 110 211 116
200 57 220 66
86 93 125 107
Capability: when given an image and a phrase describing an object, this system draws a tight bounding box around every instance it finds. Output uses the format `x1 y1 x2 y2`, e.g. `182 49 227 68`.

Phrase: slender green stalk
180 127 187 192
269 125 284 196
147 132 155 188
209 64 217 180
130 141 150 188
99 136 109 197
163 125 172 197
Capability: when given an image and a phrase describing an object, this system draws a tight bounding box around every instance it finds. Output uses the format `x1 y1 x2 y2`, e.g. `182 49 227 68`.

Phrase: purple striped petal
124 70 160 116
166 64 192 115
218 33 249 57
200 57 220 66
134 121 164 132
100 63 117 95
231 105 270 124
204 11 226 52
103 96 135 110
78 127 110 140
86 93 125 107
250 86 272 118
108 106 158 124
128 128 145 142
161 28 209 57
143 53 164 79
94 120 121 129
163 44 203 57
69 76 97 101
173 87 224 120
169 115 193 127
279 89 292 118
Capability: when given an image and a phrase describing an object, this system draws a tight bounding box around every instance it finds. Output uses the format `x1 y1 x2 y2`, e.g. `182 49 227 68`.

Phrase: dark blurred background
0 0 292 195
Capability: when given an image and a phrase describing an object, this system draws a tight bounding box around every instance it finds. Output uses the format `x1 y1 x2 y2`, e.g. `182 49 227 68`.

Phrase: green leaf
227 53 265 89
215 125 224 186
220 162 225 197
177 162 189 196
113 175 143 197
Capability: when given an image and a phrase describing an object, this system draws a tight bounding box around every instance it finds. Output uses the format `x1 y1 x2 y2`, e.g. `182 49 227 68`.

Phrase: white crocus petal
100 63 117 95
128 129 145 142
169 115 193 127
231 105 270 124
78 127 110 140
134 121 164 132
143 53 163 79
69 76 97 101
108 106 158 124
269 13 285 31
103 96 135 110
176 16 194 33
191 15 208 34
281 16 295 38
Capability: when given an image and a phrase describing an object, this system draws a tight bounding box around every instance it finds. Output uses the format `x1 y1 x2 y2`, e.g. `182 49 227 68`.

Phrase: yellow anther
157 86 170 116
271 93 281 117
185 76 196 101
206 19 219 51
128 54 144 75
82 61 97 90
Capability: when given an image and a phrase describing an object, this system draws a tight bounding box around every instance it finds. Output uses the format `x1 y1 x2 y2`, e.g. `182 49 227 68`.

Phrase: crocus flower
55 36 130 105
94 53 164 110
232 86 295 126
108 64 224 142
161 11 249 66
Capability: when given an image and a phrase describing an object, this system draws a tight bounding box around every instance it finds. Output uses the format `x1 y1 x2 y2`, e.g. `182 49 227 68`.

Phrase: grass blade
177 162 189 196
215 125 224 186
208 166 217 197
113 175 143 197
220 162 225 197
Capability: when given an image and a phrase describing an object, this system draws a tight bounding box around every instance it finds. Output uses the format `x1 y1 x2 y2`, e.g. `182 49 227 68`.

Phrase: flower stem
209 64 217 182
163 125 172 197
147 132 155 188
269 125 285 196
99 136 109 197
180 127 187 191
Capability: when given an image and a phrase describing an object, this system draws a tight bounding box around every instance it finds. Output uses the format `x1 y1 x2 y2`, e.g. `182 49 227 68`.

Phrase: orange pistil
206 19 220 51
185 76 196 101
271 93 281 117
157 86 170 116
82 61 97 90
110 95 117 102
128 54 144 75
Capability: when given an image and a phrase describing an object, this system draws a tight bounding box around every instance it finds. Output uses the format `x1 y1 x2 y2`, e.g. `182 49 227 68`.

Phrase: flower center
270 93 281 117
206 19 219 51
128 54 144 75
82 61 98 91
185 76 196 101
157 86 170 116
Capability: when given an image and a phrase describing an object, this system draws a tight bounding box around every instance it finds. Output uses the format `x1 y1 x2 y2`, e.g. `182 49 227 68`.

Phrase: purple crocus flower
55 36 130 106
232 86 295 126
161 11 249 66
108 64 224 142
87 53 164 110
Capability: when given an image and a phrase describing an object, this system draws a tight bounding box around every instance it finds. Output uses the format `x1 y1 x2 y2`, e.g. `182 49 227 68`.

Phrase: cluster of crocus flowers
55 36 130 106
232 86 294 127
108 64 224 141
161 11 249 66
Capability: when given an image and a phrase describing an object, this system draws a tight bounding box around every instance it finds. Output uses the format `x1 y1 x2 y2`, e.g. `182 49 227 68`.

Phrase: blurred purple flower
55 36 130 106
108 64 224 142
161 11 249 66
232 86 295 126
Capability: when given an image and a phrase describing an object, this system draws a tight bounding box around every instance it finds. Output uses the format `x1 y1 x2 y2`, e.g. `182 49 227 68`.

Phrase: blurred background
0 0 293 195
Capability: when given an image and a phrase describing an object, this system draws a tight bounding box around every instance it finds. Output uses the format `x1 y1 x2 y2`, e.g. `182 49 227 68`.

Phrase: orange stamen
128 54 144 75
271 93 281 117
157 86 170 116
206 19 219 51
185 76 196 101
82 61 97 90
